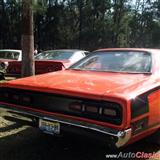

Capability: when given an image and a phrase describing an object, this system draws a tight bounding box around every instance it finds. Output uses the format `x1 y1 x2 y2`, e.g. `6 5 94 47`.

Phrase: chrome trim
116 128 132 147
0 104 132 148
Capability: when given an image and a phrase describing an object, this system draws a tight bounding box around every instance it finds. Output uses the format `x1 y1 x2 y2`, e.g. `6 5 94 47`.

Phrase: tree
1 0 160 51
21 0 35 77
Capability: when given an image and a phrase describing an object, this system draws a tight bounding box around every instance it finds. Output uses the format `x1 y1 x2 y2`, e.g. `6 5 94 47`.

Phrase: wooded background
0 0 160 51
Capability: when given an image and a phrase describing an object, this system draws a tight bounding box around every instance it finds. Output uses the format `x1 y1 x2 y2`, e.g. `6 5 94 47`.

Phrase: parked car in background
6 49 88 77
0 50 22 78
0 49 22 61
0 48 159 149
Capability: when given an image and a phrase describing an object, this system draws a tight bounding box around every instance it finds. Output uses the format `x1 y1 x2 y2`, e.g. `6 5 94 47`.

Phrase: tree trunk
78 0 83 48
0 0 5 48
21 0 35 77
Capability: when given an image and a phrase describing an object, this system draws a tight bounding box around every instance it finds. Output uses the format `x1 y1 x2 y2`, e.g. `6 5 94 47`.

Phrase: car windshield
69 51 152 73
0 51 20 60
35 50 74 60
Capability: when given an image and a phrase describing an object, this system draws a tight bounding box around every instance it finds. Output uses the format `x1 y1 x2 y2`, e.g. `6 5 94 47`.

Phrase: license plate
39 119 60 135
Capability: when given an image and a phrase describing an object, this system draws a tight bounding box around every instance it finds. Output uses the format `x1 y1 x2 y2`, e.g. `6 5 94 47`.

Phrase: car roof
0 49 21 53
43 49 88 53
95 48 160 53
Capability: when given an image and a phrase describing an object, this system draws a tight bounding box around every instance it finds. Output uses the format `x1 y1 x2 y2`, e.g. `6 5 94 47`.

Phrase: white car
0 49 22 79
0 49 22 61
34 49 89 68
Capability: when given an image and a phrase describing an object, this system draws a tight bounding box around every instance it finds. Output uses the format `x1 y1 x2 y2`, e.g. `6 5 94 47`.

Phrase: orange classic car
0 48 159 149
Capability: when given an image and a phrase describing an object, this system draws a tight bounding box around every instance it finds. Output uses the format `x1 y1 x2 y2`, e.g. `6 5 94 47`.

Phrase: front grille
0 87 123 125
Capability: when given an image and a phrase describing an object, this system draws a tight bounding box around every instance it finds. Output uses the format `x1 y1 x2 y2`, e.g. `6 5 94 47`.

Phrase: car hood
3 70 154 100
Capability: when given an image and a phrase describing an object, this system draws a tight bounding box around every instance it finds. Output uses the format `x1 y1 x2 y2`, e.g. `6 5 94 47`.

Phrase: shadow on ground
0 124 159 160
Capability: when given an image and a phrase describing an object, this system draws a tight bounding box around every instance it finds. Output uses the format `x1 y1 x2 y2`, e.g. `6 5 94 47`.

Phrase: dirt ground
0 116 159 160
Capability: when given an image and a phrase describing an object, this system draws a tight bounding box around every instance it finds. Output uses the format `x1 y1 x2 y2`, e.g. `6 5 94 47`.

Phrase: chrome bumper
0 104 132 148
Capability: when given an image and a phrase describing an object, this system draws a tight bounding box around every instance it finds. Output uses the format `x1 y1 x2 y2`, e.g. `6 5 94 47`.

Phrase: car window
69 51 152 73
0 51 20 60
35 51 74 60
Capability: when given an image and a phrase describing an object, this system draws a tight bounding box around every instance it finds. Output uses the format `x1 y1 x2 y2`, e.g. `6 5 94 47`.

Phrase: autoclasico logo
105 152 160 159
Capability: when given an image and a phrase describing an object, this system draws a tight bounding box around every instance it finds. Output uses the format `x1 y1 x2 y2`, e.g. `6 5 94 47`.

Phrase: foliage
0 0 160 50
